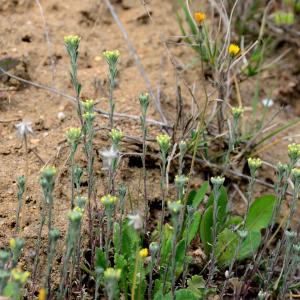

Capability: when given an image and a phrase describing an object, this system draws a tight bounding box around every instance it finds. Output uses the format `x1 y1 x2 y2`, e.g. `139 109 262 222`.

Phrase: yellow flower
194 12 206 25
228 44 240 56
64 35 80 47
9 238 16 250
139 248 149 258
100 194 118 206
11 268 30 284
38 288 47 300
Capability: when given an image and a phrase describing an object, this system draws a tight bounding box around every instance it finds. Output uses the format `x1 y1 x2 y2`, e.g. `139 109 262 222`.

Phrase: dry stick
34 0 56 86
102 0 169 128
0 67 170 128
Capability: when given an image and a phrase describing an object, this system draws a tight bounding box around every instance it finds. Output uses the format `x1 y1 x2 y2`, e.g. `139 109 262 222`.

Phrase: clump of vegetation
1 1 300 299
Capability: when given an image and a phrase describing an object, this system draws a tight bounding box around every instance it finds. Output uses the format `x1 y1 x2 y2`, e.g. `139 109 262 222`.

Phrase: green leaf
206 186 228 230
175 289 198 300
187 190 196 206
186 211 201 245
114 254 128 296
113 222 120 254
215 228 238 267
224 215 243 228
161 224 173 264
245 195 276 231
192 181 209 208
177 0 198 35
187 275 207 298
3 281 21 299
95 247 106 271
238 231 261 260
200 206 213 254
121 221 140 259
175 239 186 276
164 289 198 300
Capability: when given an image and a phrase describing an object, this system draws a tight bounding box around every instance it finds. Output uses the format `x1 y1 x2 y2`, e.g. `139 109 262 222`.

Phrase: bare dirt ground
0 0 299 292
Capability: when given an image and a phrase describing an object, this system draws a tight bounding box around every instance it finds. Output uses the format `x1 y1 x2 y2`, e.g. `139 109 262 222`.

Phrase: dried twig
0 67 171 128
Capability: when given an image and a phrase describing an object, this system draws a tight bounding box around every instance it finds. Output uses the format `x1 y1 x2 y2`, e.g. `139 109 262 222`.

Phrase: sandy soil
0 0 299 295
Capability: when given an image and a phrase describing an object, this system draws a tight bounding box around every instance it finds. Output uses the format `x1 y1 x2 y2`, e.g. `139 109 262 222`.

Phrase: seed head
228 43 240 56
100 145 119 170
15 121 33 140
128 213 143 230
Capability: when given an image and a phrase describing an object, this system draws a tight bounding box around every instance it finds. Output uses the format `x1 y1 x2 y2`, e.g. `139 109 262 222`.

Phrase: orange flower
194 12 206 25
38 288 47 300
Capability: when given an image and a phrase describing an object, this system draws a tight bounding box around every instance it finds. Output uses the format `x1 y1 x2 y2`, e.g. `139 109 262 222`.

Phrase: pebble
94 56 102 62
57 111 66 121
30 138 40 145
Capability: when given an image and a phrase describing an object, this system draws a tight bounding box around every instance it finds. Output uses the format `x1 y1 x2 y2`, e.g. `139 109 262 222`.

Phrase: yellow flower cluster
82 99 94 112
104 267 121 280
247 157 262 169
103 50 120 63
232 107 244 118
156 134 171 152
110 128 124 144
66 127 81 144
100 194 118 206
11 268 30 284
288 143 300 161
64 35 80 47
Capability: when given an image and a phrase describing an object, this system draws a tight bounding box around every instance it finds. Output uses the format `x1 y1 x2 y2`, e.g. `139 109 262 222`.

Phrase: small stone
94 56 102 62
57 111 66 121
30 138 40 145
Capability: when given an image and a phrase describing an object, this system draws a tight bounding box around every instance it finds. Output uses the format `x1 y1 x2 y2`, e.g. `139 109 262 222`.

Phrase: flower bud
156 134 171 153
